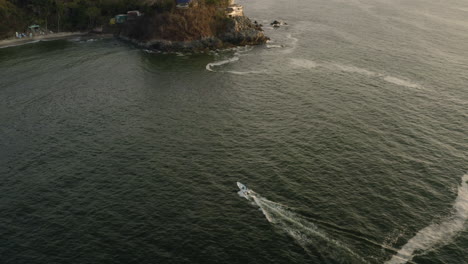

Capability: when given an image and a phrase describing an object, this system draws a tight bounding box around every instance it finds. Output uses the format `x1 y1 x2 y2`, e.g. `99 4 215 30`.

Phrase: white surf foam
205 55 240 72
206 45 263 74
242 187 369 263
266 44 284 49
385 174 468 264
237 45 254 53
225 70 268 75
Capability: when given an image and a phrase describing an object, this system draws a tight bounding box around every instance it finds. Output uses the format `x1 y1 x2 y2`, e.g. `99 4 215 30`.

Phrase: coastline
118 16 268 53
0 16 267 53
0 32 98 49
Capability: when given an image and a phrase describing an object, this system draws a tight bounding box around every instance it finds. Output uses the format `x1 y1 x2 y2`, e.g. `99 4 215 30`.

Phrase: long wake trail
385 174 468 264
240 188 369 264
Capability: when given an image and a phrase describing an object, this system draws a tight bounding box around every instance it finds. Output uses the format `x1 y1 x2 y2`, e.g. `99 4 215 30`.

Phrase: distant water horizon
1 0 467 263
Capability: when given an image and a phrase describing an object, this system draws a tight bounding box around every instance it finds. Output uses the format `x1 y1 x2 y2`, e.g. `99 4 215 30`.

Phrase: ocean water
0 0 467 263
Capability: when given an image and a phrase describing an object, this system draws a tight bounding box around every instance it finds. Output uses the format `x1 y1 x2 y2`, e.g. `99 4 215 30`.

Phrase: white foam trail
385 174 468 264
205 56 240 72
266 43 284 49
225 70 268 75
383 76 421 89
290 58 319 69
289 58 424 89
206 46 265 74
283 34 299 54
242 188 369 263
326 62 378 77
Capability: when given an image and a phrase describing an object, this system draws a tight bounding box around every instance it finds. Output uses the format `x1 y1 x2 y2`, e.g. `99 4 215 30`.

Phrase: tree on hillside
86 6 101 28
31 0 54 31
55 0 65 32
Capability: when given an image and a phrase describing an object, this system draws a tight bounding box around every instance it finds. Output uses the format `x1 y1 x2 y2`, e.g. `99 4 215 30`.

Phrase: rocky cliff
117 10 268 52
218 16 267 45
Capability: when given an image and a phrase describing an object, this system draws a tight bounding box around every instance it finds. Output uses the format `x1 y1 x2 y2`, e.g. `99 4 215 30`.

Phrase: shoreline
0 32 103 49
118 16 268 53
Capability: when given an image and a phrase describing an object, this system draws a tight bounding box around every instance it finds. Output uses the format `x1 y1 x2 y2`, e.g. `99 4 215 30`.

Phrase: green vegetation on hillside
0 0 229 39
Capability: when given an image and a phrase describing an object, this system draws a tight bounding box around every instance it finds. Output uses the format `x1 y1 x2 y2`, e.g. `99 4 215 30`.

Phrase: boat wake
238 185 369 264
283 34 299 54
206 46 267 75
290 58 423 90
205 55 240 72
385 174 468 264
206 34 299 74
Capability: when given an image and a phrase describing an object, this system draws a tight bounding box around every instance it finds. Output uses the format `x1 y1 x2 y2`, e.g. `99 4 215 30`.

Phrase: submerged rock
270 20 288 28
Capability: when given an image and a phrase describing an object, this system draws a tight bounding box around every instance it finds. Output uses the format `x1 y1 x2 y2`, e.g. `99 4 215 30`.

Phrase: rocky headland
0 0 268 52
116 2 269 52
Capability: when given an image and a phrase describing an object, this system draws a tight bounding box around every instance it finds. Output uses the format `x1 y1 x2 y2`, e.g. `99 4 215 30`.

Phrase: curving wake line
238 184 369 264
385 174 468 264
206 56 240 72
205 53 267 75
289 58 423 90
282 34 299 54
206 35 299 74
205 46 255 74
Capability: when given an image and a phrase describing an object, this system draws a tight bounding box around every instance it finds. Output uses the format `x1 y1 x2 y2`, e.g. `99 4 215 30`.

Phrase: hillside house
226 4 244 17
176 0 196 9
115 14 128 24
127 10 143 20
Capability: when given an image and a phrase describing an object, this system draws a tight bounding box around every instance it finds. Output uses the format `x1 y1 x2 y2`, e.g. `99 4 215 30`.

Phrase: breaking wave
241 188 369 264
385 174 468 264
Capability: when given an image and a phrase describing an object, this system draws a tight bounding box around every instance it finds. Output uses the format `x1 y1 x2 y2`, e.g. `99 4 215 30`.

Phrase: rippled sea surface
1 0 467 263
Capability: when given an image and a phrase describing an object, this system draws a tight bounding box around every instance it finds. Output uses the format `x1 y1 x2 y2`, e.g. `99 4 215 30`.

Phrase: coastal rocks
119 35 225 52
218 16 269 45
118 16 268 52
148 37 224 52
271 20 288 28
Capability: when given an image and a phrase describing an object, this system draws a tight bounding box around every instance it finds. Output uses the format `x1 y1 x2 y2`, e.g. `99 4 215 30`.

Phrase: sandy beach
0 32 96 49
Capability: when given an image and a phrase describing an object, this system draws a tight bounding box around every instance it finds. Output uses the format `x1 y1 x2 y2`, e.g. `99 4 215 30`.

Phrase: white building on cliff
226 0 244 18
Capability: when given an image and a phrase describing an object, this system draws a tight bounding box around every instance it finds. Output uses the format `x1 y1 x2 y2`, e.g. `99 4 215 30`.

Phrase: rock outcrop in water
217 16 267 45
117 5 268 52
